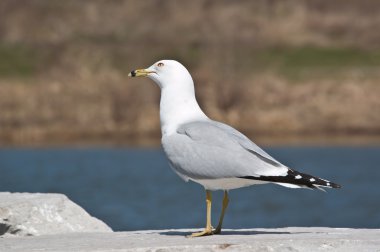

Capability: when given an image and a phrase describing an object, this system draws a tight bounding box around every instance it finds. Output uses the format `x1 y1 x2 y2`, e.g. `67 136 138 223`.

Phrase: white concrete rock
0 193 378 251
0 227 379 252
0 192 112 236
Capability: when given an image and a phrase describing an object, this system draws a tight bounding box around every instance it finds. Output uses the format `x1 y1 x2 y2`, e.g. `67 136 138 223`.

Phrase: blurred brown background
0 0 379 146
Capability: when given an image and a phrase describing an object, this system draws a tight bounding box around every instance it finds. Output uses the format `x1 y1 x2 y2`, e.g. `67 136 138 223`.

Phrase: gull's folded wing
161 120 288 181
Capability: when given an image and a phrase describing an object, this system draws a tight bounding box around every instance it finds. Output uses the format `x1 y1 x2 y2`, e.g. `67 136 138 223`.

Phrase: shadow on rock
159 229 305 236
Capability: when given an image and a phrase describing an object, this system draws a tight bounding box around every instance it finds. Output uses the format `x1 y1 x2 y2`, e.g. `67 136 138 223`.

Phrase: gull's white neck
159 81 208 136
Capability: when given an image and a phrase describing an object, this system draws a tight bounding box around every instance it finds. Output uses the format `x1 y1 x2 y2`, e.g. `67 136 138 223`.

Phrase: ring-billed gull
129 60 341 237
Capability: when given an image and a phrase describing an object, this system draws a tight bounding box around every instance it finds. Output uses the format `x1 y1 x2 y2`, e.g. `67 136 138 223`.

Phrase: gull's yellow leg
189 190 213 237
213 190 229 234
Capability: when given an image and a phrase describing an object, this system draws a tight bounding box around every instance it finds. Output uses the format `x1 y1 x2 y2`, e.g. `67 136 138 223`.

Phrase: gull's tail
239 168 341 191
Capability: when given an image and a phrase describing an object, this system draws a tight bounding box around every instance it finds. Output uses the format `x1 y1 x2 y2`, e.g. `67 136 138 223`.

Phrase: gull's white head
128 60 193 90
129 59 207 135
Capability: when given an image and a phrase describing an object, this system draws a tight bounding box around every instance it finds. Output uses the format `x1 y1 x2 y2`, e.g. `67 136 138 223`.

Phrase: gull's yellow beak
128 69 154 77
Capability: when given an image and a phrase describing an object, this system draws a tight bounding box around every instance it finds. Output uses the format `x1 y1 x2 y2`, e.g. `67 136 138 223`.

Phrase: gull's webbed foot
188 227 214 237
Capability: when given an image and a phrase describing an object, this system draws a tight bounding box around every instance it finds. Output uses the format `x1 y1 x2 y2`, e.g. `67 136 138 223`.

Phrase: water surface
0 147 379 230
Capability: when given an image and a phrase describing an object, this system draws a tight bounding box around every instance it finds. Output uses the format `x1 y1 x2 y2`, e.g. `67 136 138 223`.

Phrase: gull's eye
157 62 164 67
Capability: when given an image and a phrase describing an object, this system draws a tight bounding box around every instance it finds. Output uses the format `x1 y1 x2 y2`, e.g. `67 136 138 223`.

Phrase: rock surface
1 227 379 252
0 193 378 251
0 192 112 236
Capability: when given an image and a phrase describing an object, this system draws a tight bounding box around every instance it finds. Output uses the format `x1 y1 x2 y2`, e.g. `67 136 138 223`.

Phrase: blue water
0 147 379 231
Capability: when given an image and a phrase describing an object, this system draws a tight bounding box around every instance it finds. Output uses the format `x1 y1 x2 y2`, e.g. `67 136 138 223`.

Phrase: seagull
128 60 341 237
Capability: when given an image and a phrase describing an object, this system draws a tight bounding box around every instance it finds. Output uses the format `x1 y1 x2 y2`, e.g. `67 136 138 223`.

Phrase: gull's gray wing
161 120 288 181
209 120 283 166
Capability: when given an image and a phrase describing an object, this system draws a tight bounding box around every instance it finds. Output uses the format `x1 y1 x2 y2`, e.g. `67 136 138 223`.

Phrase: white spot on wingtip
310 178 316 182
295 175 302 179
326 182 331 186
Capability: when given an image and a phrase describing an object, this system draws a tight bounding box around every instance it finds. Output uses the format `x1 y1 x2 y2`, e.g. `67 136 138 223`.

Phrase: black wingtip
239 169 342 190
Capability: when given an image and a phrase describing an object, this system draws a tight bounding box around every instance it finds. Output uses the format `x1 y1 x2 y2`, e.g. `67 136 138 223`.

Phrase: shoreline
1 132 380 148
